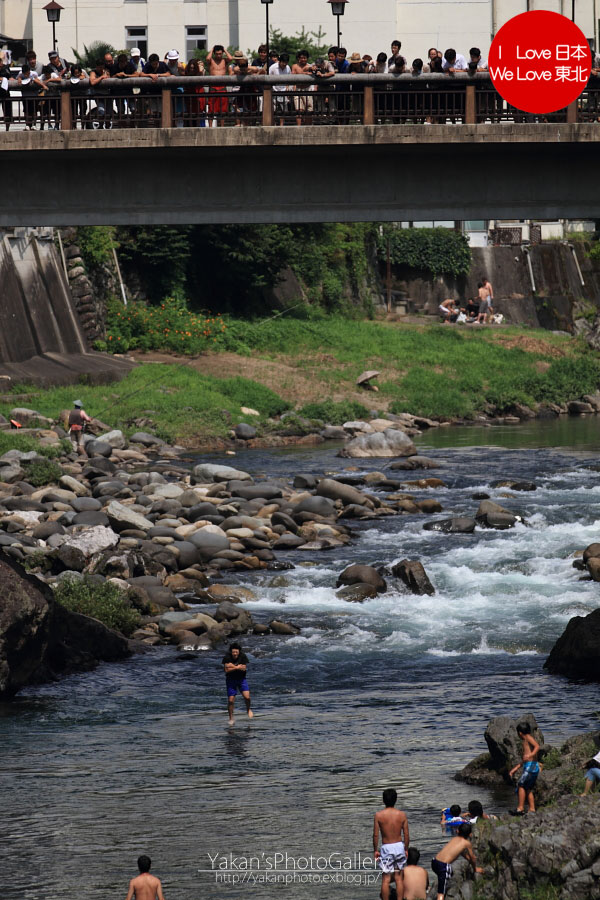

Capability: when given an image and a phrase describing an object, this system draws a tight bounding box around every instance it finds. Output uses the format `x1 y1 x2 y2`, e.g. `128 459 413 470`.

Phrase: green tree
72 41 116 69
265 27 331 60
116 226 193 303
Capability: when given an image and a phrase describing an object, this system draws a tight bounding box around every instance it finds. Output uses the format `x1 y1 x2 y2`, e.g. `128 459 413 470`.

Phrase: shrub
54 577 140 636
23 459 62 486
298 400 369 424
379 227 471 277
105 296 227 355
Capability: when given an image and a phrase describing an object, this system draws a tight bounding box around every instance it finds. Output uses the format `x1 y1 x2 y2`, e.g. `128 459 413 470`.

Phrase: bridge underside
2 124 599 225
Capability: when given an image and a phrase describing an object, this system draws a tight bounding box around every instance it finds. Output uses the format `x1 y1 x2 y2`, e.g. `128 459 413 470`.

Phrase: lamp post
328 0 349 48
43 0 63 53
261 0 274 62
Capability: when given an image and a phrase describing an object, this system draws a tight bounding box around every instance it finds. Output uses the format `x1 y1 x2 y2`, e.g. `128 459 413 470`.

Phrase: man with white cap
165 49 185 75
129 47 146 72
68 400 91 454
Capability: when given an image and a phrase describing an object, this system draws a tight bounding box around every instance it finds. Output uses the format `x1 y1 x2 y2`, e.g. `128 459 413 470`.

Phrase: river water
2 419 600 900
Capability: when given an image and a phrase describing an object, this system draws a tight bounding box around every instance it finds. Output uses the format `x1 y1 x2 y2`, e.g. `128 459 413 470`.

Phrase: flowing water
2 419 600 899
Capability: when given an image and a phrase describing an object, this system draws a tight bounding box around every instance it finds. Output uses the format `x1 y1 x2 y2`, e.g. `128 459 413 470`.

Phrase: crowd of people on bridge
1 37 599 129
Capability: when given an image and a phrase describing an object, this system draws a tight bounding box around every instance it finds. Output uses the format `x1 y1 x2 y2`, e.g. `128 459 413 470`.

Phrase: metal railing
1 74 597 130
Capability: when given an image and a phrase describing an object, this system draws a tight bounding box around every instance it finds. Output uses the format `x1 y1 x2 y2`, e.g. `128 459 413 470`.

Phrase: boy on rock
432 823 483 900
509 721 541 815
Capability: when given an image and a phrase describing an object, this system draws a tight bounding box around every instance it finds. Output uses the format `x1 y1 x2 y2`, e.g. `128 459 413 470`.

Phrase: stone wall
59 228 113 346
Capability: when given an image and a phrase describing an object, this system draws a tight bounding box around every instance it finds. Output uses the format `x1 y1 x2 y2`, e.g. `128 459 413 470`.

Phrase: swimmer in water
125 855 165 900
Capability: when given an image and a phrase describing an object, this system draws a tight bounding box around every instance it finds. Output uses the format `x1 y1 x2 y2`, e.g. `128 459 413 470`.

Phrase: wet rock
293 495 336 518
476 500 519 529
336 564 387 594
416 499 443 514
86 440 113 458
271 511 298 533
206 584 256 603
253 623 270 635
389 456 440 470
189 527 230 561
320 425 346 440
338 428 417 459
568 400 594 415
230 483 282 501
491 480 536 491
423 517 476 534
391 559 435 595
273 534 306 549
336 582 378 602
130 432 166 447
293 474 318 490
583 542 600 561
316 478 370 507
192 463 252 483
269 619 300 635
586 558 600 581
544 607 600 681
457 713 544 786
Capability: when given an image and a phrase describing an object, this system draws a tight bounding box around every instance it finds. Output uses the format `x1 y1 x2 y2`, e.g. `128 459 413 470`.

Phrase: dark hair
186 59 200 74
457 823 472 838
382 788 397 807
328 47 338 56
258 44 267 53
477 281 483 288
444 49 457 62
71 64 81 73
21 64 31 74
229 642 242 653
213 44 225 53
338 47 347 56
470 48 481 58
391 40 401 49
407 848 421 866
377 52 387 64
428 47 438 58
297 49 309 59
517 721 531 735
468 800 484 818
449 804 462 817
117 53 128 64
412 58 423 70
279 52 290 63
315 57 325 66
430 57 443 72
26 50 37 59
148 53 159 63
42 64 52 75
138 856 151 873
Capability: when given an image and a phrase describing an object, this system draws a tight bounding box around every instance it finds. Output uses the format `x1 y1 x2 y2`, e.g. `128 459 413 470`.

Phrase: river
2 418 600 899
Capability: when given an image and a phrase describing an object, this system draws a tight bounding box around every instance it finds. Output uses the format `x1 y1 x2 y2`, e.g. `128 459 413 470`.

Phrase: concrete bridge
1 122 599 225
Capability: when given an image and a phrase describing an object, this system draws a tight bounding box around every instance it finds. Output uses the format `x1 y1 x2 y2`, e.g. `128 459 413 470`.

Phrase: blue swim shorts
226 677 249 697
518 761 540 791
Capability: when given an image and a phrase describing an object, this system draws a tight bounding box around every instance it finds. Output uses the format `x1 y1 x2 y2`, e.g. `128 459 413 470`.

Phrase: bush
379 227 471 277
54 577 140 636
298 400 369 424
76 226 115 271
23 459 62 486
105 296 227 355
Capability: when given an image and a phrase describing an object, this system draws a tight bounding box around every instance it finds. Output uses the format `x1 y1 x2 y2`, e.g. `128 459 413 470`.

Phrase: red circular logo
488 10 591 113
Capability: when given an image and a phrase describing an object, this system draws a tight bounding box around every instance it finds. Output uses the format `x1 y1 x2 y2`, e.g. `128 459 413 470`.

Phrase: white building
3 0 596 66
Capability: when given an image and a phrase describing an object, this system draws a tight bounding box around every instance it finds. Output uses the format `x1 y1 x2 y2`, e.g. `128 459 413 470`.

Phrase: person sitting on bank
68 399 91 454
439 298 459 323
581 750 600 796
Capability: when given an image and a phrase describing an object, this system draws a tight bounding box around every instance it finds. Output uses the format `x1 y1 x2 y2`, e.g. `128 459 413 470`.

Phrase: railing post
363 85 374 125
465 84 476 124
161 88 172 128
566 100 577 123
262 85 273 126
60 88 72 130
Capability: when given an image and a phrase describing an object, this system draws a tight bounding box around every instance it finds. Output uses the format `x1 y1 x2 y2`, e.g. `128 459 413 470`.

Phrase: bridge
1 74 599 225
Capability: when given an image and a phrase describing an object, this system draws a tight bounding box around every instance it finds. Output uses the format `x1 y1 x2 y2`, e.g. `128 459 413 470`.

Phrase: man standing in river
125 855 165 900
222 642 253 725
373 788 409 900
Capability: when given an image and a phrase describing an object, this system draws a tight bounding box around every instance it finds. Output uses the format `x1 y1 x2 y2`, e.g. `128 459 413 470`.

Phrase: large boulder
0 554 129 698
53 526 120 571
544 608 600 681
130 432 166 447
456 713 544 787
423 516 476 534
391 559 435 595
293 495 336 518
192 463 252 483
316 478 370 507
338 428 417 459
188 526 230 561
476 500 520 529
336 564 387 593
102 430 127 450
106 501 153 534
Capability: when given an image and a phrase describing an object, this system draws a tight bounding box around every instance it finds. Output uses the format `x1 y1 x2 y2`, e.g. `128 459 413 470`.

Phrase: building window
125 27 148 59
186 26 207 59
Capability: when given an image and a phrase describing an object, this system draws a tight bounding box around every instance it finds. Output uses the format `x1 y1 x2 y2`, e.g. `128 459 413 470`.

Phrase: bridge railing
2 73 598 130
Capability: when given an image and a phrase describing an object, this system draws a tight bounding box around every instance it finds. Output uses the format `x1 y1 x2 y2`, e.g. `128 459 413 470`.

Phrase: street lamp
328 0 349 48
261 0 274 62
43 1 63 53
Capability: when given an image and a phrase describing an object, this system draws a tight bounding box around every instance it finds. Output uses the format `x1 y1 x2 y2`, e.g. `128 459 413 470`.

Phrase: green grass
0 432 70 459
0 365 291 444
220 317 599 419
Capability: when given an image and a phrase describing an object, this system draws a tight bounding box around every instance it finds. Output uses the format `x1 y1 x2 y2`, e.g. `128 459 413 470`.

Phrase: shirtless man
509 721 541 815
206 44 233 125
403 848 429 900
373 788 409 900
432 824 483 900
125 855 165 900
478 278 494 323
292 50 314 125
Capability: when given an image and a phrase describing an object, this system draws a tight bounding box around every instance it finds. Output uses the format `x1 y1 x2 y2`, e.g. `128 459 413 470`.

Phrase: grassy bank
1 319 598 446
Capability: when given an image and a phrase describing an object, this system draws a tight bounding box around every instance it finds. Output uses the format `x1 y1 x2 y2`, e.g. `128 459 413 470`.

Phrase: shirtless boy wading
373 789 409 900
125 855 165 900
